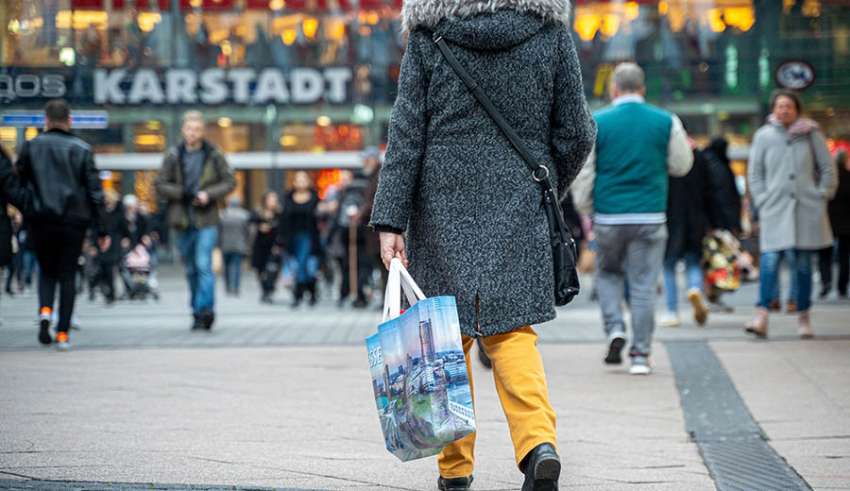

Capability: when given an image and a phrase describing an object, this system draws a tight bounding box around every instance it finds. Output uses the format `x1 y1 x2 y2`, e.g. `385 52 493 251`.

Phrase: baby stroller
120 244 159 301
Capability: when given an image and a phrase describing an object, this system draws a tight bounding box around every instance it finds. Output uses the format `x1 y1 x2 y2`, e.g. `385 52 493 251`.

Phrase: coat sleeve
748 134 768 211
82 147 106 235
0 145 32 213
204 152 237 201
155 153 184 201
667 116 694 177
369 31 430 233
812 131 838 200
551 28 596 199
571 146 596 215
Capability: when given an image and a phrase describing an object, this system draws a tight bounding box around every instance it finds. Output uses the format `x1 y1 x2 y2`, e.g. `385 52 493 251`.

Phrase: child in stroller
120 243 159 301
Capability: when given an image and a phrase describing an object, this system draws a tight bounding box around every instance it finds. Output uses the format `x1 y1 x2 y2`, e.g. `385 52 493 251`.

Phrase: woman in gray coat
369 1 595 489
746 90 837 339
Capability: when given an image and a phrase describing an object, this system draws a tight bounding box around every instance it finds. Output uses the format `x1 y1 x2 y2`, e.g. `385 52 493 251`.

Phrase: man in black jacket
14 100 105 350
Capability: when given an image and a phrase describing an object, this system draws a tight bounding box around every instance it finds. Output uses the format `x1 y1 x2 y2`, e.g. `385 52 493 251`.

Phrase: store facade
1 0 849 207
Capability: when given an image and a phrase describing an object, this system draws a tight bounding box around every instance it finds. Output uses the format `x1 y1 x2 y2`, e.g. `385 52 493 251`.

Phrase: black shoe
604 335 626 365
307 281 318 306
191 315 204 331
819 286 831 299
200 311 215 331
38 318 53 345
437 476 473 491
352 298 369 309
476 338 492 369
521 443 560 491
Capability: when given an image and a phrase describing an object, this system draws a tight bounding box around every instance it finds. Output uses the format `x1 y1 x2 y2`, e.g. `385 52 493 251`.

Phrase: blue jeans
770 250 799 302
223 252 243 293
291 232 319 284
759 249 813 312
177 226 218 315
663 252 704 313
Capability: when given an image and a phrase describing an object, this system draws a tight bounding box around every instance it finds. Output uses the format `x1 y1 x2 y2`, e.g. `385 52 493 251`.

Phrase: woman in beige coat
746 90 837 338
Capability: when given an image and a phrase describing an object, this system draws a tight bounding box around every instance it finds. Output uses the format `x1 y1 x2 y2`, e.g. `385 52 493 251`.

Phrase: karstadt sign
95 67 352 105
0 67 353 105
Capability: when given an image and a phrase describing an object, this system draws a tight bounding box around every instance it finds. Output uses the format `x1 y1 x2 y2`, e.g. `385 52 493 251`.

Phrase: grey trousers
594 223 667 357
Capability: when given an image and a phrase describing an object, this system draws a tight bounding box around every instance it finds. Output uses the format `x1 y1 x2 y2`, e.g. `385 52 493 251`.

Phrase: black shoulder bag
433 35 580 306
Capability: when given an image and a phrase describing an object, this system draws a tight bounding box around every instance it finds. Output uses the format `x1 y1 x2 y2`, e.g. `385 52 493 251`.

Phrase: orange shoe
55 331 71 351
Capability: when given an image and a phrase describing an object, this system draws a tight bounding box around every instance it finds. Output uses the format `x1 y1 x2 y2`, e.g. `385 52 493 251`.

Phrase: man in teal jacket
573 63 693 375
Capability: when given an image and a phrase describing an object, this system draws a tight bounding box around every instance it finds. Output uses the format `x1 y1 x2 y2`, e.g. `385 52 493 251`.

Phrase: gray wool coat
749 120 838 252
369 0 596 337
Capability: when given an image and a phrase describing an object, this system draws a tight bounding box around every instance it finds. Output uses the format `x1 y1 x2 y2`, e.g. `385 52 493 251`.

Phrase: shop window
134 120 167 152
280 122 363 152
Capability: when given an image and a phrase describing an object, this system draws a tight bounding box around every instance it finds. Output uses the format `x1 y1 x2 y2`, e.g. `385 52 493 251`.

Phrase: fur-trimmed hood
402 0 571 32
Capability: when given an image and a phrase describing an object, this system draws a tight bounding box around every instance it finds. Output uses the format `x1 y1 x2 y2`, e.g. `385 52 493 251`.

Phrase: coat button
790 193 796 199
789 174 795 179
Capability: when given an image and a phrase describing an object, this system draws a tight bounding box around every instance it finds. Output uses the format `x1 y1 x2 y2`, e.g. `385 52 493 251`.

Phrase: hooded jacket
370 0 596 336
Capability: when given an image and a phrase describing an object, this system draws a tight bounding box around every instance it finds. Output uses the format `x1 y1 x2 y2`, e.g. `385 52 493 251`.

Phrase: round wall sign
776 61 816 90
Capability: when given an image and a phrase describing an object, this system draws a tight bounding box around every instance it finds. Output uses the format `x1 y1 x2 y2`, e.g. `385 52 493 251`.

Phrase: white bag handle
382 258 427 322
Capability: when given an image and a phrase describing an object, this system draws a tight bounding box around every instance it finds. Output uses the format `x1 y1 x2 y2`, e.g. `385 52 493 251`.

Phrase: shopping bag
366 258 476 462
702 230 742 292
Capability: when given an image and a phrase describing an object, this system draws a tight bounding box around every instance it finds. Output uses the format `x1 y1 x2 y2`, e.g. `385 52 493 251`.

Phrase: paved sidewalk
0 344 713 490
1 268 849 490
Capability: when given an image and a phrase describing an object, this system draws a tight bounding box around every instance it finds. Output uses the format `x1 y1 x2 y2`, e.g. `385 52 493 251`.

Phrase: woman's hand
379 232 408 270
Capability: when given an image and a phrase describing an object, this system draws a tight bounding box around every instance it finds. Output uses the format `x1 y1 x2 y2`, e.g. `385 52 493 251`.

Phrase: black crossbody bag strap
433 36 551 186
433 35 579 306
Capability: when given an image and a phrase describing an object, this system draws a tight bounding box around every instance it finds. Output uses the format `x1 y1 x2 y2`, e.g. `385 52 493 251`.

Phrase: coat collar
402 0 570 32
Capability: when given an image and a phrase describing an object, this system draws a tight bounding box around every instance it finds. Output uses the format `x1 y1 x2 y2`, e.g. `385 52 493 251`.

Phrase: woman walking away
828 150 850 299
251 191 281 304
369 0 596 489
280 171 322 307
660 146 712 328
746 90 837 339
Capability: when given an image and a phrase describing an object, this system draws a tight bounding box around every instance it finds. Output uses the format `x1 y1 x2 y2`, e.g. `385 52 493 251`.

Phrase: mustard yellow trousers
438 326 557 478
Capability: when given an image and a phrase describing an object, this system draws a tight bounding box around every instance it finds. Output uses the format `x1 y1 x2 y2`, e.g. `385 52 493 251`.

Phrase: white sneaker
659 312 681 328
629 356 652 375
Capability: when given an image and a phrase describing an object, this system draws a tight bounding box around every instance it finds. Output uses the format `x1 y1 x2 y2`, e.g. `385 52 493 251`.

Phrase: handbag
433 35 580 306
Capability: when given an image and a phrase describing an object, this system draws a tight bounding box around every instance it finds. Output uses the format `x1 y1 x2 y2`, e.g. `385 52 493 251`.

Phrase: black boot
521 443 560 491
307 280 318 306
437 476 473 491
292 283 304 308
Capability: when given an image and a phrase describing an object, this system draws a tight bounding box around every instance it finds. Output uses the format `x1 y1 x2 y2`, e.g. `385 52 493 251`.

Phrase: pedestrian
332 171 370 308
828 150 850 299
279 171 322 307
818 150 850 299
6 209 23 295
0 148 15 304
251 191 282 304
659 146 712 328
702 137 743 310
6 100 106 350
355 149 386 305
573 62 693 375
121 194 151 249
219 195 250 296
95 189 125 303
370 0 596 488
745 90 837 339
703 137 742 235
155 110 236 331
